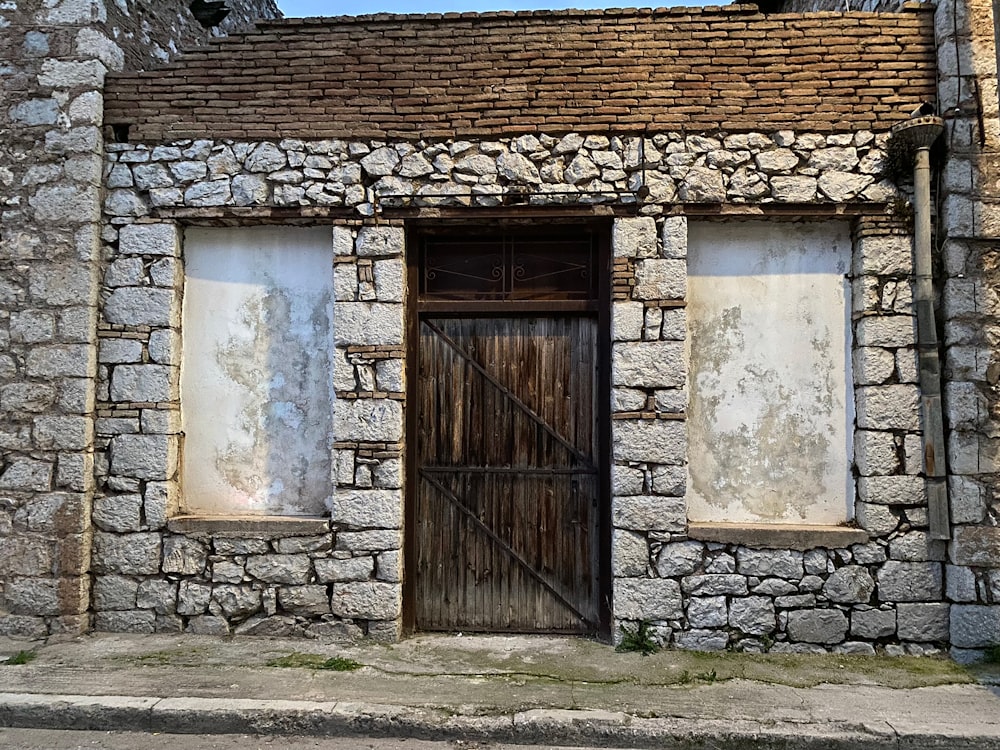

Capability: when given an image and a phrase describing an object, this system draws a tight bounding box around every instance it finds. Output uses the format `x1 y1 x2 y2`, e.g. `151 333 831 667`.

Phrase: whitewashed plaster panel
181 226 334 515
686 221 854 525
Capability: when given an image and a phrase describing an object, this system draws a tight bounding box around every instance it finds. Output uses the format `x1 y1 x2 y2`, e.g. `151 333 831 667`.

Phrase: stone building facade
2 0 999 657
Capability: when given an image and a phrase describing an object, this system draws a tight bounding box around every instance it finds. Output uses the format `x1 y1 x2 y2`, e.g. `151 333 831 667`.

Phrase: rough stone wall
93 129 948 652
102 0 282 71
0 0 279 638
609 209 943 655
936 0 1000 659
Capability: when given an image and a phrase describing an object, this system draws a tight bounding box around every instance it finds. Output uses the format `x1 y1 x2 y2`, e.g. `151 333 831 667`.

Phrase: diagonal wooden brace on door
422 319 594 467
419 468 594 627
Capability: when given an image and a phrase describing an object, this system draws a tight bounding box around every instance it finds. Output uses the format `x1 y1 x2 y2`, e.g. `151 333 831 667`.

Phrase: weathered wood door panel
415 315 599 633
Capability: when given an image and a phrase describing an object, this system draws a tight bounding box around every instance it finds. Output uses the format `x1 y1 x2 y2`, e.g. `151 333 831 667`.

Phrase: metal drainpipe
890 115 950 540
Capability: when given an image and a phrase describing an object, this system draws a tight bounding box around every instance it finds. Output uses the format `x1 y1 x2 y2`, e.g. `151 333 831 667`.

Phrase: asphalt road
0 729 625 750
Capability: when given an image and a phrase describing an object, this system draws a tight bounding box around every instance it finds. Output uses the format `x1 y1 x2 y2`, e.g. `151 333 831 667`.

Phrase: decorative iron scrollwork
421 231 597 301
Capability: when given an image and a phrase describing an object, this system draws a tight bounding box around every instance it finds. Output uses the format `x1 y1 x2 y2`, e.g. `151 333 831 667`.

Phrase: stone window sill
687 521 868 551
167 515 330 538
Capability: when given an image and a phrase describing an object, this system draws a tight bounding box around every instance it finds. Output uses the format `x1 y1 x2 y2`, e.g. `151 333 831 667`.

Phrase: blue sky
277 0 706 16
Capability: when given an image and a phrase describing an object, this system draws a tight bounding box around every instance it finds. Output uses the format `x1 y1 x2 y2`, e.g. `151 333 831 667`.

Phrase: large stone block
612 495 685 533
331 489 402 529
38 59 105 88
93 574 139 611
148 330 180 366
674 628 729 652
25 345 93 378
315 555 375 582
854 235 912 276
896 603 950 642
729 596 776 635
30 182 99 224
334 302 403 345
0 459 53 491
10 311 56 345
373 258 404 303
613 217 658 259
878 561 942 602
853 430 899 476
946 564 978 603
855 316 916 348
852 347 896 386
950 606 1000 648
950 526 1000 567
176 581 212 615
633 259 686 300
655 541 704 577
110 434 176 480
331 581 401 619
857 475 926 506
855 385 920 430
686 596 727 628
356 225 404 256
136 580 177 614
29 265 95 306
889 531 946 562
245 555 311 584
15 492 85 534
2 577 61 617
612 302 645 342
93 494 142 532
736 549 803 580
855 502 899 535
612 529 649 577
823 565 876 604
851 606 896 639
110 364 174 403
660 216 687 259
278 585 330 616
118 223 179 257
99 338 143 363
614 578 682 620
144 482 176 529
787 609 848 644
10 98 59 126
94 610 156 634
0 537 53 577
92 532 161 575
104 287 176 327
336 530 401 552
770 176 817 202
334 399 403 442
212 585 263 619
612 419 686 464
161 537 207 575
612 341 685 388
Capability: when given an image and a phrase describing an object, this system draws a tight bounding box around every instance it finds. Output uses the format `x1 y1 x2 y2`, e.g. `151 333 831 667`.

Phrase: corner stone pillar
0 2 119 635
330 223 406 641
609 216 689 635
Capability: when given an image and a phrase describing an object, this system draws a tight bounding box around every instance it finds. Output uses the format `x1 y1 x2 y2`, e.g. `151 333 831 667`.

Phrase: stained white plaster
181 227 334 515
686 221 853 525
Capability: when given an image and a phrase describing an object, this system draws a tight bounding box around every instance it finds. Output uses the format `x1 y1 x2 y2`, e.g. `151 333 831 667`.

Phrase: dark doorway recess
406 224 611 636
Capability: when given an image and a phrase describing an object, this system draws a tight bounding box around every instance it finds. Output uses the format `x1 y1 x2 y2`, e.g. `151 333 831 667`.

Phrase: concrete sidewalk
0 632 999 749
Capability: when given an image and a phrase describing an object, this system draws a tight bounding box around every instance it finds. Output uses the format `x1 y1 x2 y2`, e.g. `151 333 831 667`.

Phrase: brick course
104 5 936 142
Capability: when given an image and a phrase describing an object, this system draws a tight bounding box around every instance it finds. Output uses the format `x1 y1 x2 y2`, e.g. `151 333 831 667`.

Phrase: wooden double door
413 314 602 633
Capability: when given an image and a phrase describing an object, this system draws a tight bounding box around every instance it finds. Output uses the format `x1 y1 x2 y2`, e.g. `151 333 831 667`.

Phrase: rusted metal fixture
889 114 949 540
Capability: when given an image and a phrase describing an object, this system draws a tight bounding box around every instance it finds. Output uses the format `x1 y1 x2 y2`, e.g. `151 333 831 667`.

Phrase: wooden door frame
402 218 612 639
